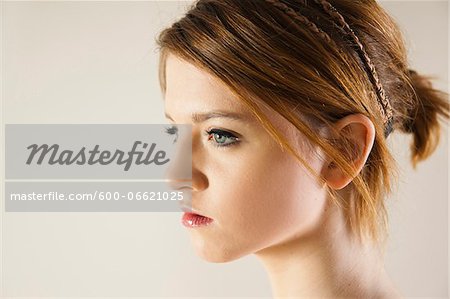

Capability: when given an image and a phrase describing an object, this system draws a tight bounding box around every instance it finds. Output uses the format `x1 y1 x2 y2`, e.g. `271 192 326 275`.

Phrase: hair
156 0 449 247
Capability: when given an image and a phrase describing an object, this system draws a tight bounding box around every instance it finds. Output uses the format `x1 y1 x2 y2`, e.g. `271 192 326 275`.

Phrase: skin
163 53 402 298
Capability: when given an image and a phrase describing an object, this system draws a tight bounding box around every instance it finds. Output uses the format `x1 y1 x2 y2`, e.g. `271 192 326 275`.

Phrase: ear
321 113 376 190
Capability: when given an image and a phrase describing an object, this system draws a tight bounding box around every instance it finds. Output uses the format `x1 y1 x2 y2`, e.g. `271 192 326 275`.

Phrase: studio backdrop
1 1 448 298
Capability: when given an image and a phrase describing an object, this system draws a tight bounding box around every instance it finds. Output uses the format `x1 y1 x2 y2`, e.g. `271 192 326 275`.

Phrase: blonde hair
156 0 450 246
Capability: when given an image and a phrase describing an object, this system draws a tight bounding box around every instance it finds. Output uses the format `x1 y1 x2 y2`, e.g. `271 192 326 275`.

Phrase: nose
164 124 194 207
165 145 193 207
164 124 192 183
164 124 208 198
167 178 193 192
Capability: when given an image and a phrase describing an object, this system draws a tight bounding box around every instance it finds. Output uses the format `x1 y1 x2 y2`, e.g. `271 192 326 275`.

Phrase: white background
1 1 448 298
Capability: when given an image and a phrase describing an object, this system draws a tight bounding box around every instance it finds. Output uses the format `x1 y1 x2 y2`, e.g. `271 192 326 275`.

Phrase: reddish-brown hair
156 0 449 245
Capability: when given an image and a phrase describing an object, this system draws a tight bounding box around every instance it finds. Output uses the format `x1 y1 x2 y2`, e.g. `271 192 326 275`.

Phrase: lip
181 212 214 228
178 204 211 219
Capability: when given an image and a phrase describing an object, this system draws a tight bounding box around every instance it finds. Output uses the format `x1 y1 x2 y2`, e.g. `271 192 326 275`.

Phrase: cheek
207 147 327 255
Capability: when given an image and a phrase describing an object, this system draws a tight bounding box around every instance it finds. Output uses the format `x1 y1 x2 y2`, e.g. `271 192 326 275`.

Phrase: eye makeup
204 128 240 148
164 125 241 148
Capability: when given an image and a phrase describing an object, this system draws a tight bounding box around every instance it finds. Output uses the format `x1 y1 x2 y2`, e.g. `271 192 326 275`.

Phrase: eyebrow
164 110 251 123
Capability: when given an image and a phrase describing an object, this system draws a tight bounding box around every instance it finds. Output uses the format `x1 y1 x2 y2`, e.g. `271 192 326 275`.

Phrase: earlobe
321 114 375 190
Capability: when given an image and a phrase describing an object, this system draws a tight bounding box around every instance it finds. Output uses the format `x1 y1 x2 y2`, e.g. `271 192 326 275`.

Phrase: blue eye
164 125 178 143
205 129 239 148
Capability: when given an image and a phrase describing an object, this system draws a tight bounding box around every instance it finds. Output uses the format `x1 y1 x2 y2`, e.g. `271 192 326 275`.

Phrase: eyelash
204 128 239 148
164 125 178 143
164 125 239 148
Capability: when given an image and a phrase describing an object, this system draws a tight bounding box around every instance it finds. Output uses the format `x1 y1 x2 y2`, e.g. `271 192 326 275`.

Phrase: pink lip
182 212 214 228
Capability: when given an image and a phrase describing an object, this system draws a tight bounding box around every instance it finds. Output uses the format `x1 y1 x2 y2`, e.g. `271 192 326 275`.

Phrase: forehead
163 53 306 135
163 53 316 155
164 53 248 114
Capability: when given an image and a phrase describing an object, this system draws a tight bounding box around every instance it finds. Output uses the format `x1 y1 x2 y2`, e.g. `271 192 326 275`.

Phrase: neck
254 196 400 298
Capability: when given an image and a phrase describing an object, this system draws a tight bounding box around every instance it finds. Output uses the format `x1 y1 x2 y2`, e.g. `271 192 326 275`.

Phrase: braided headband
265 0 394 138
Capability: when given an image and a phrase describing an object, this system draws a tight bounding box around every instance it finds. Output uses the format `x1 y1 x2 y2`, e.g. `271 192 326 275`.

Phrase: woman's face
163 53 329 263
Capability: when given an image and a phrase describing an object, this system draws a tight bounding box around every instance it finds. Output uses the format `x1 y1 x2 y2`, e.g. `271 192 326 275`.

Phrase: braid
265 0 394 137
312 0 394 137
265 0 339 48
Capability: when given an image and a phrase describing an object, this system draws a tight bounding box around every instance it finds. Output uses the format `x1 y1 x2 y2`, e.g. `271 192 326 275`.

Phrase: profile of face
163 53 331 263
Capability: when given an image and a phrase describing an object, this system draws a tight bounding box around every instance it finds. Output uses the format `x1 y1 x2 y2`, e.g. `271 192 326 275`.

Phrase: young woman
157 0 449 297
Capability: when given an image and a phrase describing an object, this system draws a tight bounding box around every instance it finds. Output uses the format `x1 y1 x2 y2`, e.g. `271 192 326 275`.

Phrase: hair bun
402 68 450 168
407 68 432 88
